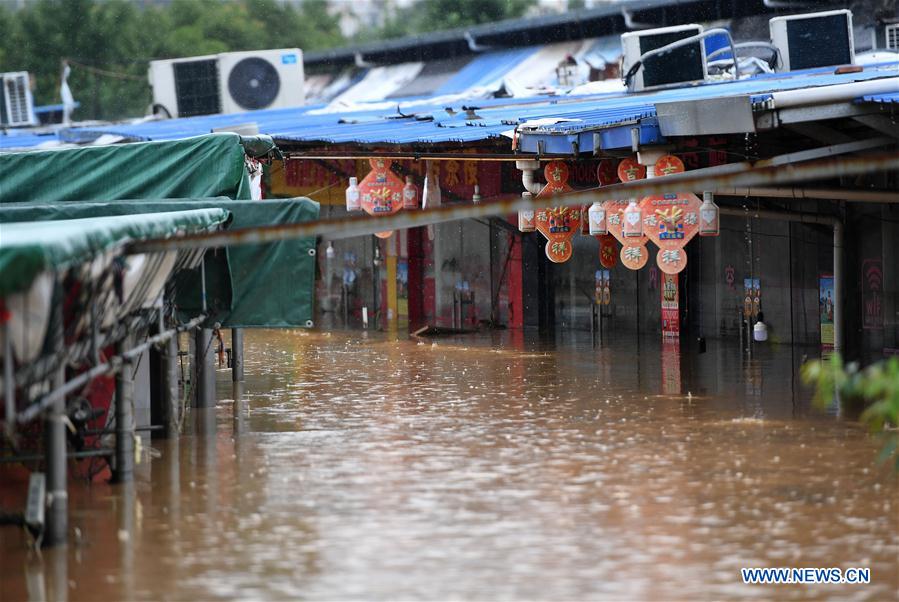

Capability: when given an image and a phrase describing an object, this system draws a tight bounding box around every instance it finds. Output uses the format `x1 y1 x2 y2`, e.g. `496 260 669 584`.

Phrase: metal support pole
833 220 844 353
3 323 14 442
113 335 134 483
44 302 67 546
231 329 244 383
194 328 215 408
161 334 179 438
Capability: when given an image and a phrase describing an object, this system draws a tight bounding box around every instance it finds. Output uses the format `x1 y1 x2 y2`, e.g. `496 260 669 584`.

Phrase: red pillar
507 230 524 329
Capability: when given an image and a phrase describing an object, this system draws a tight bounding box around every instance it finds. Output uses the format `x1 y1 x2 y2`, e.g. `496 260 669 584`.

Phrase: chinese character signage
661 273 679 338
535 161 581 263
640 192 701 274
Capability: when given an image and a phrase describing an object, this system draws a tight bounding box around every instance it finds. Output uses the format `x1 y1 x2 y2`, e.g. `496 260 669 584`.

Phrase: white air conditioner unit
149 49 304 118
621 24 707 92
1 71 37 127
770 10 854 72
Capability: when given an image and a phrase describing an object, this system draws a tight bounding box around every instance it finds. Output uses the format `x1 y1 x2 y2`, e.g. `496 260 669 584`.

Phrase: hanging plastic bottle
472 184 481 204
622 199 642 238
588 202 607 236
402 176 419 210
699 191 720 236
345 176 361 212
518 191 536 232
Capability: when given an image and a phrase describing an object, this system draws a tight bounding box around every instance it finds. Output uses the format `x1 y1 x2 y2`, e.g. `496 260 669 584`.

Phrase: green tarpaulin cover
0 199 319 328
0 209 229 297
0 134 252 203
0 134 320 327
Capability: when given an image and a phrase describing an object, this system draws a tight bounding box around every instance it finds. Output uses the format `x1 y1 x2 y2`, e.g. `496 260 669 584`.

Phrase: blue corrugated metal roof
858 91 899 104
31 59 899 151
0 131 60 151
519 62 899 137
433 47 540 95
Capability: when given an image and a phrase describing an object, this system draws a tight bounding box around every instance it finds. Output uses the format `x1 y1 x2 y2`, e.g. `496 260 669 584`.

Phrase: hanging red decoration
640 154 698 274
535 161 580 264
358 158 404 239
596 159 619 187
605 157 648 271
617 157 646 182
598 234 617 268
654 154 685 177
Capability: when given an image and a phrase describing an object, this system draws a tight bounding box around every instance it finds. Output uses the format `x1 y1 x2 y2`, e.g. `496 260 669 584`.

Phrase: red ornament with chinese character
617 157 646 182
598 234 618 268
603 159 648 271
639 154 698 273
596 159 618 187
359 158 404 217
654 154 685 177
535 161 580 263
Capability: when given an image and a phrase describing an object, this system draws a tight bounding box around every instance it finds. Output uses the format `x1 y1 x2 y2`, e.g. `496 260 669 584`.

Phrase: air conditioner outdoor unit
1 71 37 127
149 49 304 118
770 10 854 72
621 24 707 92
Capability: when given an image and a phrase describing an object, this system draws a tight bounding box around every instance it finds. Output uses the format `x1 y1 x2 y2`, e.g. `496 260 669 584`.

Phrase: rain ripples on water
1 330 897 600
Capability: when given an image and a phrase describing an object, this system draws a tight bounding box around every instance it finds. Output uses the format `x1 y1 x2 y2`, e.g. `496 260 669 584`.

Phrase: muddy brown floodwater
1 330 897 601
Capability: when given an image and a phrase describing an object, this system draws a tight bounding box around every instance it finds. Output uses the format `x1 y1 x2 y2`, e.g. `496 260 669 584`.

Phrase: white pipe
770 77 899 109
516 159 542 195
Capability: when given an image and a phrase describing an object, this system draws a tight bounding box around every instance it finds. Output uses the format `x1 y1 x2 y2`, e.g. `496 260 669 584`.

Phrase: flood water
1 330 897 601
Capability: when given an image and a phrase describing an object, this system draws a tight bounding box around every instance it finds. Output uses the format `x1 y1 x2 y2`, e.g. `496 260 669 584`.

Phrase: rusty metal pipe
129 151 899 253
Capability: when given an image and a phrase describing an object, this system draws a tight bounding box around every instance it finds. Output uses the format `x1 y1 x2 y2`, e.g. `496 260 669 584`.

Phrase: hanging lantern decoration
402 175 419 210
617 157 646 182
604 157 649 272
639 153 701 274
699 191 720 236
535 161 579 263
654 154 685 177
596 159 618 187
358 158 404 239
598 234 617 268
588 202 607 236
345 176 361 212
518 192 536 232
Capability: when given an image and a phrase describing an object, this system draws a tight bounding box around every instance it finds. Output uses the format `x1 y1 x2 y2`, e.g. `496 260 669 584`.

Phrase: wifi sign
862 259 883 330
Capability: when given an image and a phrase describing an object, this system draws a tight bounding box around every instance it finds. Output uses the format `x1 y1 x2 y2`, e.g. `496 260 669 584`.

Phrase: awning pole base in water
231 329 244 383
43 299 67 547
113 335 135 484
194 328 216 408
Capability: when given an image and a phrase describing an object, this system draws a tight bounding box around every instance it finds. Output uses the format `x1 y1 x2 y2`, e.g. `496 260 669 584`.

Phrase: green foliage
802 354 899 471
364 0 536 41
1 0 537 120
0 0 344 120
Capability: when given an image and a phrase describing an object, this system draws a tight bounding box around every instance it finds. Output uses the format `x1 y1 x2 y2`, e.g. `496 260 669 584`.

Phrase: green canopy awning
0 134 252 204
0 209 229 297
0 199 319 328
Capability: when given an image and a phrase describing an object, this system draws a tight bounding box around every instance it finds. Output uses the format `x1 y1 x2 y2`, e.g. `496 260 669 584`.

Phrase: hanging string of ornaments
343 155 719 273
345 158 422 239
523 156 719 273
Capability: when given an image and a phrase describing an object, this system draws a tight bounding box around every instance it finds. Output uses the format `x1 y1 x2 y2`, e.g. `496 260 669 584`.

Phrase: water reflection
0 330 897 600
